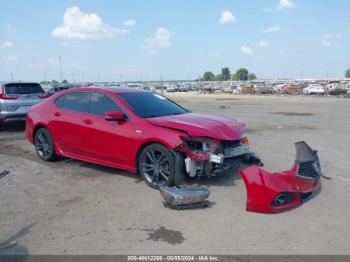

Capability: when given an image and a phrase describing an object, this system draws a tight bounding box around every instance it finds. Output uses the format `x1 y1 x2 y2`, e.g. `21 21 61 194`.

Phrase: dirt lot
1 93 350 255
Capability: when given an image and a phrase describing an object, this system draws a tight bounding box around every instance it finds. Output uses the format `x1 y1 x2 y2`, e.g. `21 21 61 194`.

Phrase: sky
0 0 349 82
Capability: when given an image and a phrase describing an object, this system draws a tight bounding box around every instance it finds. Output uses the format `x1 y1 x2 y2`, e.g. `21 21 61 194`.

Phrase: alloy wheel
35 129 53 159
142 149 171 186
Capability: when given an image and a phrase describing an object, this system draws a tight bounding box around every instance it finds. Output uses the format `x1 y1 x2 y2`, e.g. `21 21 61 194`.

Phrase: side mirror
105 111 127 122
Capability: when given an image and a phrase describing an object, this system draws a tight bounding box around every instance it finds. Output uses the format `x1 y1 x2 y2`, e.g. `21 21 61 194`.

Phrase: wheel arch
32 123 48 140
134 140 174 174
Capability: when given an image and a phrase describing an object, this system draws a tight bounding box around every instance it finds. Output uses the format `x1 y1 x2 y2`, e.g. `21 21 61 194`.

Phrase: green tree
202 71 215 81
221 67 231 81
346 68 350 78
62 79 69 84
248 73 257 80
233 68 249 81
51 80 59 86
214 74 224 81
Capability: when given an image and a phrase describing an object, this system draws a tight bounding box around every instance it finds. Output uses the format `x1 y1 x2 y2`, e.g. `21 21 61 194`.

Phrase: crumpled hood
146 113 247 140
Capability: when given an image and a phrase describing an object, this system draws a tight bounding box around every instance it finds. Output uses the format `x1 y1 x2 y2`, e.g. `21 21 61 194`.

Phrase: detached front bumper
240 141 322 213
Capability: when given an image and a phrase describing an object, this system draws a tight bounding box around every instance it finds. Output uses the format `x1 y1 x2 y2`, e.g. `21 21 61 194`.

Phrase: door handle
82 118 93 125
54 112 61 117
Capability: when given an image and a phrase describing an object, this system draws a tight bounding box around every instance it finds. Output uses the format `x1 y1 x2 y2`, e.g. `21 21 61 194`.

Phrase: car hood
146 113 247 140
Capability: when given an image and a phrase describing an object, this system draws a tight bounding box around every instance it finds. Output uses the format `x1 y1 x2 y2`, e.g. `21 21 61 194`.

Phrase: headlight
181 136 215 152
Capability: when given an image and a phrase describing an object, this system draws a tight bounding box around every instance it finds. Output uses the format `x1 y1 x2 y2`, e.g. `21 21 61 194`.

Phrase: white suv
0 82 49 129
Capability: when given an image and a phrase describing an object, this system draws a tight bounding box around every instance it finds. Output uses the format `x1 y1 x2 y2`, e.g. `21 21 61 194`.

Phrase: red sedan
26 87 259 188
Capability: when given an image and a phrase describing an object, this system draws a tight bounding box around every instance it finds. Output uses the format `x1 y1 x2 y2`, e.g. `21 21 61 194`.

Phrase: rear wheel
34 128 56 161
138 144 177 189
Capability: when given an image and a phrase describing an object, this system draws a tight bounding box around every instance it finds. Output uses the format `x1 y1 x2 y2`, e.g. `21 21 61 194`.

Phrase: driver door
82 92 133 167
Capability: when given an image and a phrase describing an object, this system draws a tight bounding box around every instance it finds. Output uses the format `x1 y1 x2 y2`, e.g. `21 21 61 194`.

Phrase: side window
62 92 90 113
54 95 65 108
89 92 122 116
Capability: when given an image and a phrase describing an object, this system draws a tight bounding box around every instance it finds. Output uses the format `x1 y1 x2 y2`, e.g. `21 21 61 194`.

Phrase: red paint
240 162 320 213
147 113 246 140
26 88 246 174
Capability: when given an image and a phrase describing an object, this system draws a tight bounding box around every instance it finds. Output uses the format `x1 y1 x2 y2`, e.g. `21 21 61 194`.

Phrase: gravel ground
0 93 349 255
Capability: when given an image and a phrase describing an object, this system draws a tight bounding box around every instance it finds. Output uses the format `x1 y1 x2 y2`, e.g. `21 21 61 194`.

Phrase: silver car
0 82 48 128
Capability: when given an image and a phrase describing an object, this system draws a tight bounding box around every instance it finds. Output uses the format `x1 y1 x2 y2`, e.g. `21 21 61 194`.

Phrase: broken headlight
180 136 217 152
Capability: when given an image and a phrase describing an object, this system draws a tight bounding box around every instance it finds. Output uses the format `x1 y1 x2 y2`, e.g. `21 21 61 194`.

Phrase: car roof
1 81 41 85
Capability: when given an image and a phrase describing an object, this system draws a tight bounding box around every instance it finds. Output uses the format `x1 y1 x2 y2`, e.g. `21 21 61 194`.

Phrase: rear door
3 83 46 114
50 91 91 157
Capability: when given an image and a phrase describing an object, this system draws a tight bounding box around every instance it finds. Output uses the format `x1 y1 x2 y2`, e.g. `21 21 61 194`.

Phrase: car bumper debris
0 170 10 179
240 141 322 213
160 185 210 209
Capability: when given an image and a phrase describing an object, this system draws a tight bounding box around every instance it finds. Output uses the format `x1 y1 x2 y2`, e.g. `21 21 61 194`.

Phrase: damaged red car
26 87 261 188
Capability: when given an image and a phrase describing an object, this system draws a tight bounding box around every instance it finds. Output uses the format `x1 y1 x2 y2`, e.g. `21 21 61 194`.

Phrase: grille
297 155 321 180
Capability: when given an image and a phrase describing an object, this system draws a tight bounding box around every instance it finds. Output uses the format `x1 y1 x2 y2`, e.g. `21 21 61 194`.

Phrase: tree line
202 68 257 81
40 80 69 85
346 69 350 78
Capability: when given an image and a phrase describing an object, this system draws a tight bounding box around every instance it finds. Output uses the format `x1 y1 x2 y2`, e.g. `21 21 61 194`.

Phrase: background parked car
0 82 49 129
47 85 71 95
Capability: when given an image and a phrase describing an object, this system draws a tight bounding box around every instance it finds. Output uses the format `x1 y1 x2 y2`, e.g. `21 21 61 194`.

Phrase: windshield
118 92 187 118
4 83 45 95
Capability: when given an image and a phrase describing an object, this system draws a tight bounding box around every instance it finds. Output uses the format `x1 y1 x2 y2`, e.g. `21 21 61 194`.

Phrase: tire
138 143 178 189
34 128 56 162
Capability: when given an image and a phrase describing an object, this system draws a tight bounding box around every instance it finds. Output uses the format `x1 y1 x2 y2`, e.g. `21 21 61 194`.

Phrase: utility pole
72 72 75 83
11 72 14 81
58 56 63 82
43 72 47 82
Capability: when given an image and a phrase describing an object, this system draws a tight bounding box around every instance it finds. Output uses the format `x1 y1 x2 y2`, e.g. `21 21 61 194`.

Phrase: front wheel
34 128 56 161
138 144 178 189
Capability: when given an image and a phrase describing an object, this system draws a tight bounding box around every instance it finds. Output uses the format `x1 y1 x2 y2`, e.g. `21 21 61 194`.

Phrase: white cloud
52 6 126 40
322 39 331 47
262 25 280 33
258 41 268 47
2 56 19 62
123 19 136 27
1 41 14 48
277 0 296 10
241 46 253 56
141 27 173 52
322 33 335 47
219 10 237 25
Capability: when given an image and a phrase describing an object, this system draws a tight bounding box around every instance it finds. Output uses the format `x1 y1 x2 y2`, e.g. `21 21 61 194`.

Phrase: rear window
62 92 90 113
4 83 45 95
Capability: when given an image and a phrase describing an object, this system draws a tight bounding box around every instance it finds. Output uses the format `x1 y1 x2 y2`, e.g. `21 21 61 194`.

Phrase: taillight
38 93 51 99
0 85 19 100
241 137 249 146
0 93 19 100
